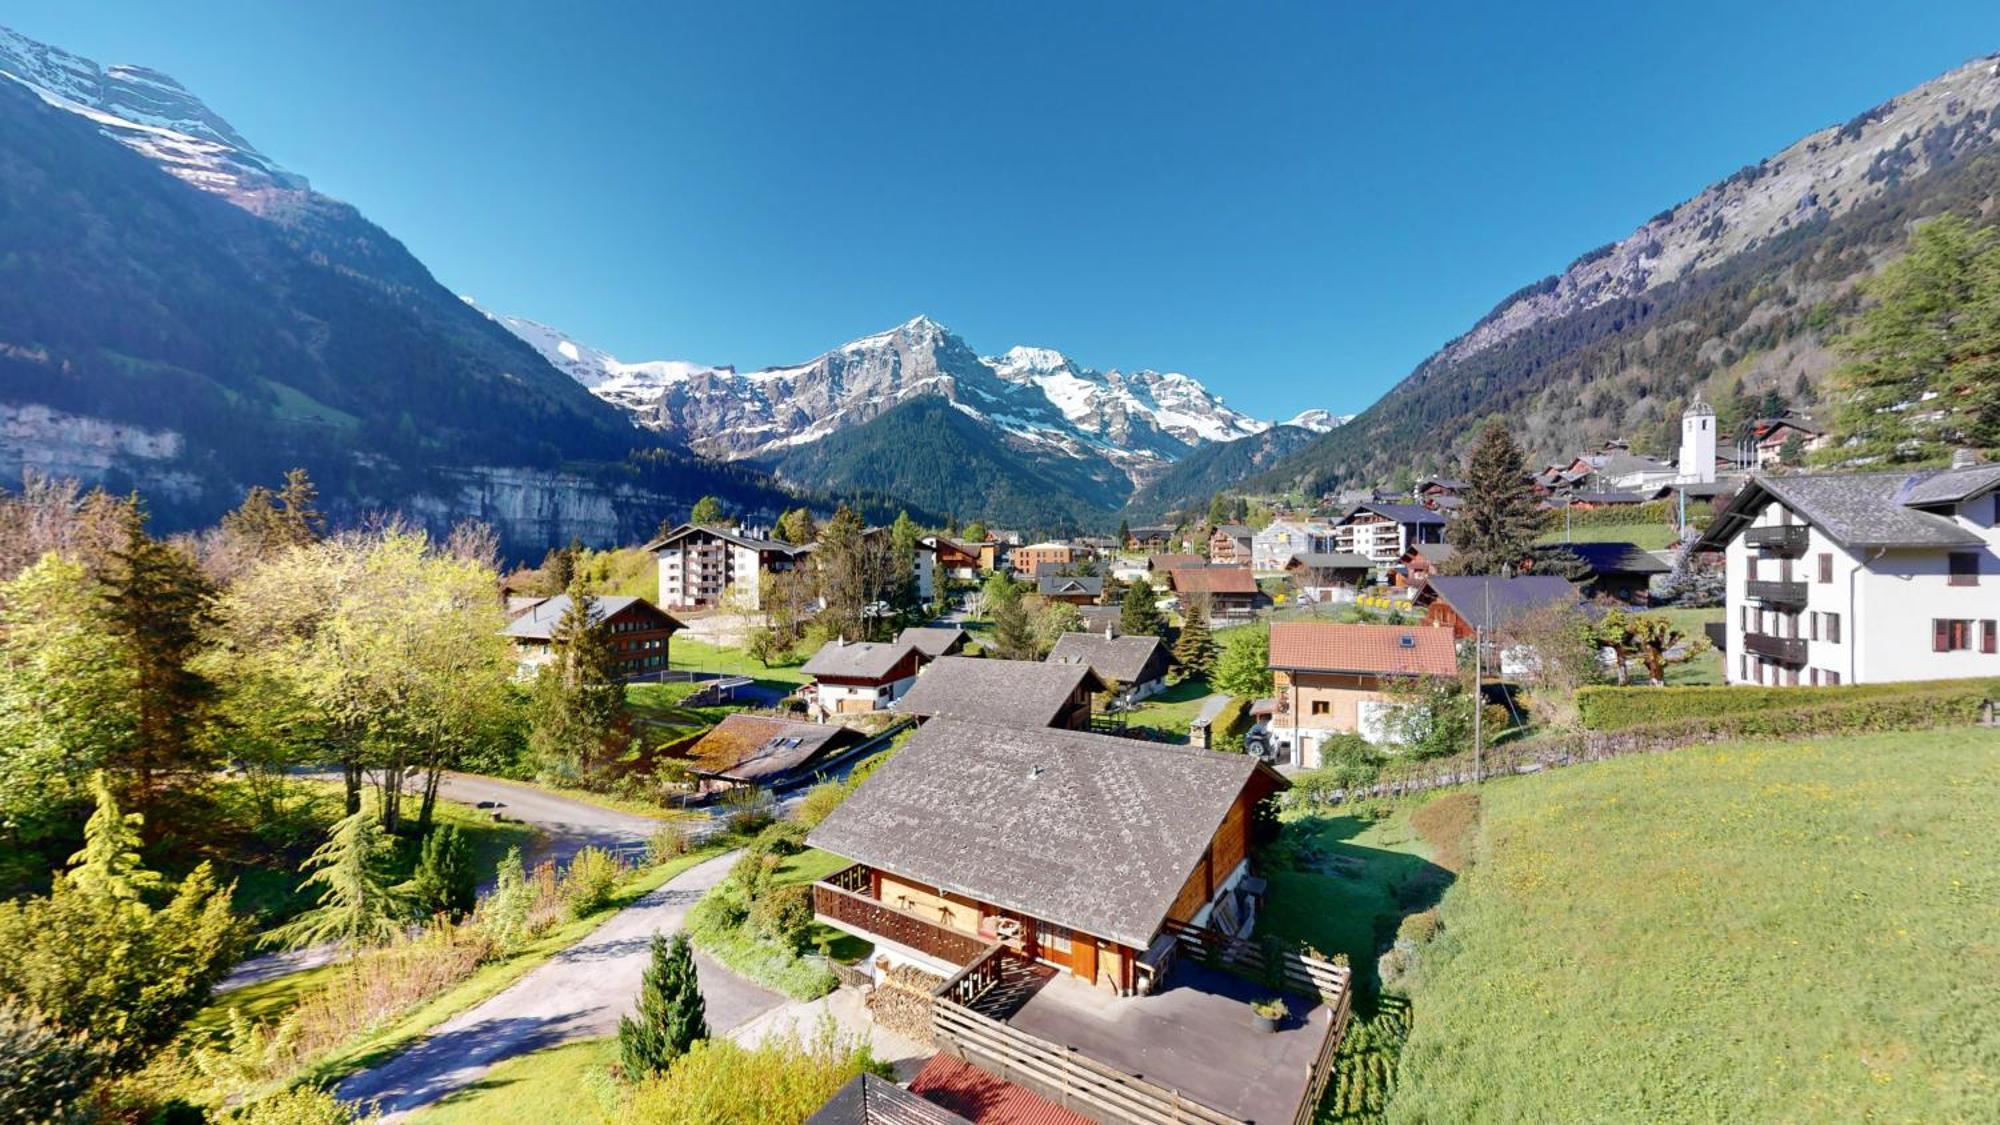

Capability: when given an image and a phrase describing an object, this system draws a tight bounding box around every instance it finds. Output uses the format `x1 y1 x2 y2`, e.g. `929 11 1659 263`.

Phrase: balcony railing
1745 524 1809 555
813 869 994 967
1745 579 1807 608
1743 632 1806 664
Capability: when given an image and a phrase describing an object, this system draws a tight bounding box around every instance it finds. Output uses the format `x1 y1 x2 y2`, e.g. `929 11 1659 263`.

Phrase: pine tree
100 514 216 807
1172 610 1218 682
1206 494 1232 527
266 809 411 951
407 824 476 920
1452 419 1545 575
1116 517 1131 548
529 581 627 778
66 772 163 907
619 931 708 1078
1120 578 1168 639
482 846 533 950
990 593 1037 660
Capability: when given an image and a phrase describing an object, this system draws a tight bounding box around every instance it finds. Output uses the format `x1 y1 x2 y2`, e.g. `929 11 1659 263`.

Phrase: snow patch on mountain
1279 409 1349 433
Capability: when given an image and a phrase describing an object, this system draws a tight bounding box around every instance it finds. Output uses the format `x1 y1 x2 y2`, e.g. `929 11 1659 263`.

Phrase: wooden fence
931 997 1242 1125
1160 918 1353 1003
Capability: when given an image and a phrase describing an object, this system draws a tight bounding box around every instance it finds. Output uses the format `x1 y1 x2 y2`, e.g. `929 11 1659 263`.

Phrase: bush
223 1088 376 1124
729 852 778 902
560 846 624 919
623 1018 887 1124
1397 910 1441 946
748 884 815 954
721 788 775 837
646 826 691 866
791 782 847 830
1287 737 1385 807
0 1003 104 1124
1575 678 2000 731
748 821 807 860
1410 792 1481 874
408 824 476 921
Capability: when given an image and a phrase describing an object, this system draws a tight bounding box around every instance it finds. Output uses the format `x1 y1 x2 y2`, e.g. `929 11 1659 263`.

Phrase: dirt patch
1410 791 1481 874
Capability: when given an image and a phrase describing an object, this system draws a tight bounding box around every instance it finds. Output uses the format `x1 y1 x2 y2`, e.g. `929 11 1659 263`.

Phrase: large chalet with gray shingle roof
893 656 1103 730
1697 459 2000 685
1045 630 1171 701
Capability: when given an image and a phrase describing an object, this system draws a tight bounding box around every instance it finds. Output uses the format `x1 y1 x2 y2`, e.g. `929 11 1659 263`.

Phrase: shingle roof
1046 632 1170 686
1213 523 1254 538
643 523 800 554
1147 553 1204 572
1036 574 1104 598
1597 453 1676 478
1269 622 1458 677
1560 541 1671 576
1567 491 1647 504
1697 469 1990 551
1286 551 1374 571
809 1072 975 1125
895 656 1103 727
500 594 673 641
802 639 922 681
1076 605 1123 635
805 718 1282 949
1168 566 1259 595
895 626 968 658
1340 503 1446 526
1418 575 1580 627
686 714 864 785
1402 542 1457 564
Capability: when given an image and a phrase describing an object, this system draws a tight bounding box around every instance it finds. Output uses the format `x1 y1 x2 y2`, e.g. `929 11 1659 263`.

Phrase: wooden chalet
1166 565 1264 622
802 639 927 718
1285 551 1373 604
896 656 1103 730
1207 523 1254 564
1555 541 1669 603
1414 575 1580 640
501 595 681 680
895 625 970 659
1045 630 1171 701
1265 622 1457 765
1036 572 1105 605
1127 526 1178 552
1146 552 1203 575
1394 542 1456 587
684 714 866 793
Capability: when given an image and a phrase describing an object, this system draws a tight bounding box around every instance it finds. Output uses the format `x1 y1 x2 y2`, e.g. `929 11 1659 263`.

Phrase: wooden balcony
1745 524 1809 556
813 867 994 968
1743 632 1806 665
1745 579 1807 608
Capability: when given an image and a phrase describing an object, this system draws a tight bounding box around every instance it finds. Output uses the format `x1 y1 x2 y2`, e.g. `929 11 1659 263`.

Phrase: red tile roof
908 1053 1093 1125
1268 622 1457 677
1168 566 1259 595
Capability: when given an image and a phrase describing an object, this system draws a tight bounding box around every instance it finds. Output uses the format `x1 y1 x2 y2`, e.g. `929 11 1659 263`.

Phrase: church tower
1679 394 1717 484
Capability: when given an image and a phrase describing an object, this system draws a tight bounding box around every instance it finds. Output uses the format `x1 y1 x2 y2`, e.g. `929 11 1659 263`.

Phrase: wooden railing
1745 524 1809 555
1745 578 1807 607
1161 918 1353 1003
824 862 871 894
1743 631 1807 664
932 942 1005 1006
931 996 1241 1125
812 876 992 967
1291 982 1356 1125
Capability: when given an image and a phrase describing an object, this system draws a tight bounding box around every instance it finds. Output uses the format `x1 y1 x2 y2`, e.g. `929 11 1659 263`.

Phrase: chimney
1105 624 1115 640
836 635 846 647
1951 448 1982 469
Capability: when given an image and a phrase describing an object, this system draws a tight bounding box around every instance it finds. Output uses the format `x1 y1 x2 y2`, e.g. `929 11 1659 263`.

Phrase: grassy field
1119 678 1215 742
669 636 811 687
1261 805 1442 976
1388 728 2000 1121
412 1036 620 1124
1537 522 1681 550
1654 605 1725 686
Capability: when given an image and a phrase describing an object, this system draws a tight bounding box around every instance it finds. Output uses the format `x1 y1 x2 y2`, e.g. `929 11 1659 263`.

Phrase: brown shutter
1935 619 1950 652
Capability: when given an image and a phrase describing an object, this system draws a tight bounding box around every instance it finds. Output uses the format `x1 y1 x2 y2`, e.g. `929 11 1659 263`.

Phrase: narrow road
220 773 668 992
335 849 785 1119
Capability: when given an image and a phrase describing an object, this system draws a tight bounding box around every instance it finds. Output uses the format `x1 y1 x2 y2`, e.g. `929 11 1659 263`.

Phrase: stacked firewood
866 963 945 1044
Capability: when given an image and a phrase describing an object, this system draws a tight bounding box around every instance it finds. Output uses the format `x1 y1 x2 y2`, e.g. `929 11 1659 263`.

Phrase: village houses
1262 621 1459 764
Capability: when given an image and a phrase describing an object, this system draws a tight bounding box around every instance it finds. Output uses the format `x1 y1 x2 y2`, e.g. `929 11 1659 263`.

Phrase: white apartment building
1698 458 2000 686
647 524 809 611
1251 519 1336 571
1330 503 1447 566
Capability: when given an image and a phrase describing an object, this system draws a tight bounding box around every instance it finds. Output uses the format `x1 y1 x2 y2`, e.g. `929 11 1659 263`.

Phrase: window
1809 611 1820 641
1746 555 1760 582
1740 654 1749 682
1825 613 1841 644
1826 670 1840 686
1810 668 1820 686
1934 619 1974 652
1986 621 1998 655
1818 553 1833 584
1040 923 1073 955
1949 552 1981 587
1741 606 1752 632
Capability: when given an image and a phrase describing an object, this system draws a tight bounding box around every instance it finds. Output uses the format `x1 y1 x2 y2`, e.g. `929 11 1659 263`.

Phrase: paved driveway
335 849 785 1119
220 773 669 992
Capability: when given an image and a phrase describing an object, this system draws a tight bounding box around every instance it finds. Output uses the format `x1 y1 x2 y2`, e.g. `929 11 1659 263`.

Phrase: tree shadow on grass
1261 813 1454 988
337 1011 597 1116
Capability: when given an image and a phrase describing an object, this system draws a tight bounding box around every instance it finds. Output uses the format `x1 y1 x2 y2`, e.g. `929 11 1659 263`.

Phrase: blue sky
8 2 1997 419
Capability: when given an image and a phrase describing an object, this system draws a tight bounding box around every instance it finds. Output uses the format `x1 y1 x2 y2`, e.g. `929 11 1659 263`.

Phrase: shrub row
1577 678 2000 731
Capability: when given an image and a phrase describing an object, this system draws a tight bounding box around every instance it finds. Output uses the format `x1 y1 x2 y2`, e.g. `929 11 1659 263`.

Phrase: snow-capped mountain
1279 409 1350 433
0 24 307 211
487 311 1324 488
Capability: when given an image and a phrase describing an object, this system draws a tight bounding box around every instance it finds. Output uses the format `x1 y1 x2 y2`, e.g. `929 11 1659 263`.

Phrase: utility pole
1472 578 1491 784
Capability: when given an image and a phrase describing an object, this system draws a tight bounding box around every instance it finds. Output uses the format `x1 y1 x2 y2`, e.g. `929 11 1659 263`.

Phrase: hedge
1577 678 2000 731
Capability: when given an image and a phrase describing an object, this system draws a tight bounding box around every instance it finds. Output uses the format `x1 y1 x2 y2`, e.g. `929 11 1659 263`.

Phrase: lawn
1537 522 1679 550
669 636 811 687
412 1036 620 1125
1260 804 1445 977
1654 605 1725 686
1387 728 2000 1122
1119 677 1216 742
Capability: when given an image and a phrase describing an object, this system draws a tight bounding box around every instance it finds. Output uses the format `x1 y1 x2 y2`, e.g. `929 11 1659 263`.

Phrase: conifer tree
1172 608 1218 682
100 513 216 807
266 809 411 951
528 580 626 778
407 823 476 920
1116 517 1131 548
1451 419 1545 575
619 931 708 1078
66 772 163 907
1120 577 1168 639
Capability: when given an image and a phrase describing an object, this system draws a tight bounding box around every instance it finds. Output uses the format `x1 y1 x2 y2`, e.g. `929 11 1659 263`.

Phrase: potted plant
1250 997 1287 1033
